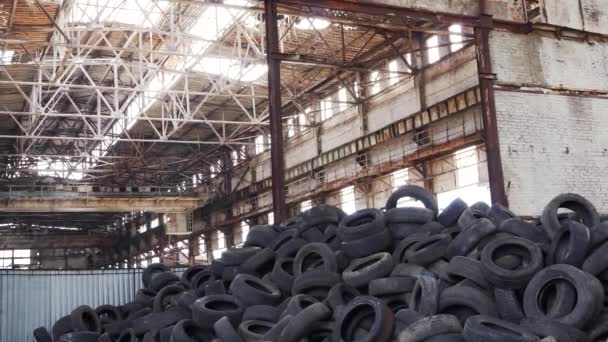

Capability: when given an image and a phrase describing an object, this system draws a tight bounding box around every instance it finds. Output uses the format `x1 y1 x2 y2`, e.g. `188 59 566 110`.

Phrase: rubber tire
95 305 122 324
398 315 462 342
170 319 212 342
541 193 599 239
270 257 295 294
213 316 244 342
337 209 386 241
446 218 496 259
547 221 591 267
405 233 452 266
341 228 392 259
463 315 537 342
523 264 604 328
57 332 100 342
457 203 490 230
180 265 207 288
281 294 319 317
369 277 416 296
343 252 394 288
243 305 279 322
293 242 338 276
392 233 430 264
203 279 226 296
389 222 425 240
244 225 278 248
191 294 244 329
488 203 516 227
409 275 439 316
439 285 497 325
238 320 274 341
520 317 588 342
493 288 524 323
229 274 282 307
446 256 490 289
385 207 434 224
277 302 332 342
70 306 101 334
149 272 180 293
385 185 438 217
291 271 341 301
425 334 466 342
334 296 394 342
33 327 52 342
222 247 262 266
116 328 137 342
499 218 550 245
326 282 360 311
143 263 169 288
153 284 185 313
480 235 543 289
437 198 468 228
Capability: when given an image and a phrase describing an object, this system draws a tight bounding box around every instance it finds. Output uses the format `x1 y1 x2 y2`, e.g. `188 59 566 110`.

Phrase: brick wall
495 90 608 215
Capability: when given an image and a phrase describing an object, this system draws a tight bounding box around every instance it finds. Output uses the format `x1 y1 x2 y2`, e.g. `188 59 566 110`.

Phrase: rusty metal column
265 0 287 222
475 14 508 206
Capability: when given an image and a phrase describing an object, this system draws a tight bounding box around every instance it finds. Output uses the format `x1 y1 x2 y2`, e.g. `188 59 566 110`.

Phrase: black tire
499 218 550 245
405 234 452 266
170 319 212 342
243 305 279 322
116 328 137 342
446 256 490 289
70 306 101 334
270 257 295 294
389 222 425 240
463 315 538 342
143 263 169 288
244 225 279 248
425 334 466 342
95 305 122 324
149 272 180 293
369 277 416 296
179 265 207 288
488 203 516 227
238 320 274 341
493 288 524 323
586 310 608 342
325 283 360 311
395 308 424 327
457 202 490 230
379 292 411 313
322 224 341 250
392 233 431 264
385 207 434 224
277 302 332 342
337 209 386 241
153 284 185 313
398 315 462 342
524 264 604 328
175 290 198 310
446 218 496 259
293 242 338 276
589 221 608 248
33 327 52 342
134 288 156 307
341 228 392 259
203 279 226 296
222 247 262 266
334 296 394 342
391 263 434 279
583 240 608 275
547 221 591 267
343 252 394 288
520 317 588 342
189 269 214 296
213 316 244 342
222 266 240 283
541 193 600 239
421 221 445 235
385 185 438 217
229 274 282 307
191 294 244 329
262 315 292 341
428 259 457 283
480 235 543 289
291 270 341 301
409 275 439 316
281 294 319 317
97 333 112 342
437 198 468 228
273 232 307 258
439 285 497 325
57 332 100 342
299 226 324 242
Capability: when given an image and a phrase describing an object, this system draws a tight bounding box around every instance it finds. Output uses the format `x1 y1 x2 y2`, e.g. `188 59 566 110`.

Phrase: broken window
426 35 440 64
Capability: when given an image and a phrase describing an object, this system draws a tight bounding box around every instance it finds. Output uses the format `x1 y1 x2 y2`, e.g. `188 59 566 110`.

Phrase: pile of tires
35 185 608 342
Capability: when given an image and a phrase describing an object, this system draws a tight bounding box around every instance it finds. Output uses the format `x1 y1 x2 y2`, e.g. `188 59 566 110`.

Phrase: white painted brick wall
490 31 608 91
495 90 608 215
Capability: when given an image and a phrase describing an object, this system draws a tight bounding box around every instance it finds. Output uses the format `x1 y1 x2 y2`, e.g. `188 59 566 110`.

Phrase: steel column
475 15 508 206
265 0 287 223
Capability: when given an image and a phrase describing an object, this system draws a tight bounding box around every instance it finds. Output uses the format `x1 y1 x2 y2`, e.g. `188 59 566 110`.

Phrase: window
240 221 250 242
287 118 296 138
151 218 160 228
321 97 333 121
255 135 265 154
449 25 464 52
300 200 312 213
299 109 308 128
456 147 479 187
391 168 408 189
340 186 357 214
210 163 218 179
268 212 274 225
212 230 226 259
338 88 348 112
138 224 147 234
370 71 381 95
426 35 440 64
0 50 14 65
403 53 413 72
388 60 399 85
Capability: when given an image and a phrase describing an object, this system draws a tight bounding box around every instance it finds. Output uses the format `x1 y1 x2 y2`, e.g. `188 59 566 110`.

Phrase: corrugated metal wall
0 269 143 342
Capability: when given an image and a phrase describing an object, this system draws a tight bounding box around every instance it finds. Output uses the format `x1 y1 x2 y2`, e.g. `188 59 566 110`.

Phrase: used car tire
541 193 599 238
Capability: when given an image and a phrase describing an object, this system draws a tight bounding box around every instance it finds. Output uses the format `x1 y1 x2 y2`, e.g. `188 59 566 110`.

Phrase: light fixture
294 17 331 30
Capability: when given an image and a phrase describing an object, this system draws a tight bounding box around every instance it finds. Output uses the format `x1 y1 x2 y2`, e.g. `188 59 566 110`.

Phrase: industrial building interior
0 1 604 274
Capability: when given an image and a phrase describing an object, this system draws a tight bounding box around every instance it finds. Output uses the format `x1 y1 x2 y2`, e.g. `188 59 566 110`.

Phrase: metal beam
265 0 287 223
0 197 201 213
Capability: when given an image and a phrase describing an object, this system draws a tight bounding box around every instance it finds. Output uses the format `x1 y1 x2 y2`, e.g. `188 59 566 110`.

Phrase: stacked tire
37 186 608 342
